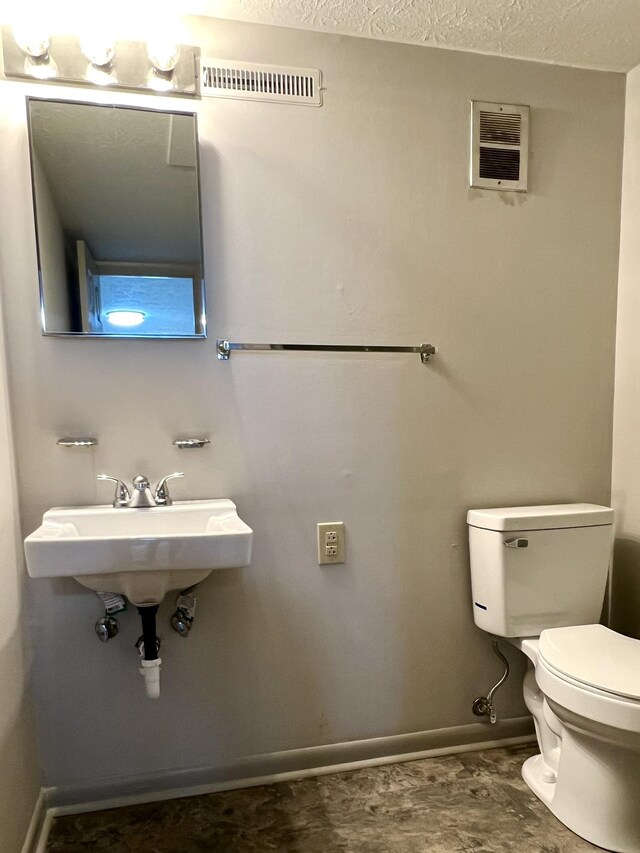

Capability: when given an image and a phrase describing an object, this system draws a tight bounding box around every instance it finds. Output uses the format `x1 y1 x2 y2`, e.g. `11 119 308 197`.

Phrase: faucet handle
154 472 184 506
97 474 131 507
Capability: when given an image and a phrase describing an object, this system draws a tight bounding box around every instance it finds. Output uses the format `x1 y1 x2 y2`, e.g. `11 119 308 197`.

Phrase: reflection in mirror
27 98 206 337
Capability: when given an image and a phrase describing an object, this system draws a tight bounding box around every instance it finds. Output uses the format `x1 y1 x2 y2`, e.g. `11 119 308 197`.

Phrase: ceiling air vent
200 58 322 107
470 101 529 192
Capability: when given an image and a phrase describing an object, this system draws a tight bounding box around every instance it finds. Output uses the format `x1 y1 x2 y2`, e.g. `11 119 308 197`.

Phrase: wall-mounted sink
24 499 253 605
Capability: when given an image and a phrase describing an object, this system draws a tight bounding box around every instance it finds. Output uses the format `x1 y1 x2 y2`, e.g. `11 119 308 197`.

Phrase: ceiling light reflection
106 310 146 327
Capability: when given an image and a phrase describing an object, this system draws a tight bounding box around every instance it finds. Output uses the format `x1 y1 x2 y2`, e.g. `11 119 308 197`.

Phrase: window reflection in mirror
27 98 206 338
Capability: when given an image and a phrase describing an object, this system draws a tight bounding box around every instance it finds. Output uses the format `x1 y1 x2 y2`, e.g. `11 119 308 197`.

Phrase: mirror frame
26 96 207 339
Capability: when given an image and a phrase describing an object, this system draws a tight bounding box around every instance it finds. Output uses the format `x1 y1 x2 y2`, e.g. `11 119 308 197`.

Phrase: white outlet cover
317 522 345 565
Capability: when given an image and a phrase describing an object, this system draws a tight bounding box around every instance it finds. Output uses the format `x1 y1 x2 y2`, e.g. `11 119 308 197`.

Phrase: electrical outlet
317 522 345 565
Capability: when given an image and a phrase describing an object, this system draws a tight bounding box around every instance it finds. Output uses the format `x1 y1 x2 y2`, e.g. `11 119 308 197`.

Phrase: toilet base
511 638 640 852
521 753 555 807
522 728 640 853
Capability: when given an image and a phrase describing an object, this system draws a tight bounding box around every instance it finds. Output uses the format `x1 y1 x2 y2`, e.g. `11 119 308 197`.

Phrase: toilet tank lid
467 503 614 531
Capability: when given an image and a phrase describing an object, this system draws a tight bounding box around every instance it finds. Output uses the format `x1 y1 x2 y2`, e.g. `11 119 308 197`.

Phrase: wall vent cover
470 101 529 192
200 58 322 106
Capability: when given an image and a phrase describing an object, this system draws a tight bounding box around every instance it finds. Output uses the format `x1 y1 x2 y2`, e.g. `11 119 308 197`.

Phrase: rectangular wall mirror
27 98 206 338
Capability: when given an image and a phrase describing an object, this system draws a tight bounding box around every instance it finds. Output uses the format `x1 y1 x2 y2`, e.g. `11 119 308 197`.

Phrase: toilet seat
539 624 640 700
534 626 640 734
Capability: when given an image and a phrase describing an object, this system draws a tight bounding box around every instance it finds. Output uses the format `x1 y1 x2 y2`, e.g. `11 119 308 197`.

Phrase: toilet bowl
512 626 640 853
467 503 640 852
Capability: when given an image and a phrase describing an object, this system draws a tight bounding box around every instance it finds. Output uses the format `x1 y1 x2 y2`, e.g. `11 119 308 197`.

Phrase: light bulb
147 40 180 73
13 25 50 58
80 35 115 67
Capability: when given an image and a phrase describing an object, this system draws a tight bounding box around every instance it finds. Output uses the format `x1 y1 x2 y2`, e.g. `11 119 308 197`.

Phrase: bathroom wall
611 63 640 639
0 17 624 797
0 272 41 848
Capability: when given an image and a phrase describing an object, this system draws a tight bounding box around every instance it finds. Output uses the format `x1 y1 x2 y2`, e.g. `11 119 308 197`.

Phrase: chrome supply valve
171 611 192 637
472 638 510 725
171 587 197 637
95 615 119 642
472 696 497 724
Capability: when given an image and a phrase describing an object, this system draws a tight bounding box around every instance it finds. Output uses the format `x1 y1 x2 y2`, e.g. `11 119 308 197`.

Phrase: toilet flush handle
504 538 528 548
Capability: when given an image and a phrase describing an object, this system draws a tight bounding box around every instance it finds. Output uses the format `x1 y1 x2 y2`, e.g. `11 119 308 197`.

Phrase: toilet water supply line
472 638 510 724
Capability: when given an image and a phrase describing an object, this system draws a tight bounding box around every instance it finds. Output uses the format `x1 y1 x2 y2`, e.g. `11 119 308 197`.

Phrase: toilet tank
467 504 614 638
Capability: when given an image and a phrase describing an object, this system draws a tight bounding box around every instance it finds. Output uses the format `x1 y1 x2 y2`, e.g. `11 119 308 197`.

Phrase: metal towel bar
217 340 438 364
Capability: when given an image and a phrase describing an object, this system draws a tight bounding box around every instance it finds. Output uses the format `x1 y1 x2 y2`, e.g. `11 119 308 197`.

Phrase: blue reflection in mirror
99 276 197 336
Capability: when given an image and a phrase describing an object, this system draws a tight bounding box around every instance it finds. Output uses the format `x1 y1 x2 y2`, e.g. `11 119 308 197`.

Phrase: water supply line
472 638 510 724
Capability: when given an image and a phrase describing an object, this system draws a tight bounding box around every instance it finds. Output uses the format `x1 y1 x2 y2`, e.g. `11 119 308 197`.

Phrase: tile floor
47 744 599 852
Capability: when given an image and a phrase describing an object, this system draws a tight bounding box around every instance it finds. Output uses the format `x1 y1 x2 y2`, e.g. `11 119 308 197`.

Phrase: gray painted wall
0 272 40 850
612 63 640 639
0 17 624 793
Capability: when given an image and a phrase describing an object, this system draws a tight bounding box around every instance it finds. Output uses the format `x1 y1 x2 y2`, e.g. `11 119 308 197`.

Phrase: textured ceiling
185 0 640 72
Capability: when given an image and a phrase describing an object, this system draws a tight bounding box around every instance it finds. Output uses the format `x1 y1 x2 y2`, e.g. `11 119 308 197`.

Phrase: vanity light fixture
1 25 199 96
106 310 146 328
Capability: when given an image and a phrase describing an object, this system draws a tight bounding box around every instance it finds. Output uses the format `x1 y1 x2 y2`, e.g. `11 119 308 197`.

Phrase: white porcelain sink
24 499 253 605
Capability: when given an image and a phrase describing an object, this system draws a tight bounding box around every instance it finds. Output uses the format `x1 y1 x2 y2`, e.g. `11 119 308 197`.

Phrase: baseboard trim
47 716 535 817
21 788 51 853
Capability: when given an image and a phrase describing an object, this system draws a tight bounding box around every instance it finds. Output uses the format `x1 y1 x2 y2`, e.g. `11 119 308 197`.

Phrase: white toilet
468 503 640 853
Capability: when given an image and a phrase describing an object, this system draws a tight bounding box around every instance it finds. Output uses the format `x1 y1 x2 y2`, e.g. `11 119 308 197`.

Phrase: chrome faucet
98 472 184 508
